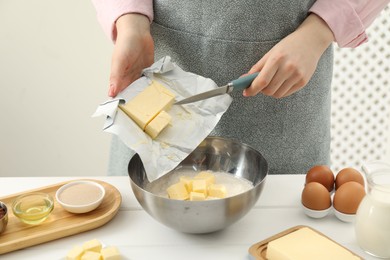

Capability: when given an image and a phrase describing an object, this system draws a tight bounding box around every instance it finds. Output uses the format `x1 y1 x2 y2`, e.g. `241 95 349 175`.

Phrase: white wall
0 0 112 176
0 1 389 177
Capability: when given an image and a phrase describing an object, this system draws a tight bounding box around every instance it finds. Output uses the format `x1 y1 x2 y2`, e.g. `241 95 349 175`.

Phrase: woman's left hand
245 14 334 98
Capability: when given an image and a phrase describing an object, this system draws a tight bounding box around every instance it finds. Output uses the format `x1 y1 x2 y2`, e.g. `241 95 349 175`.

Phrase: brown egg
301 182 332 210
335 168 365 190
333 182 366 214
305 165 335 192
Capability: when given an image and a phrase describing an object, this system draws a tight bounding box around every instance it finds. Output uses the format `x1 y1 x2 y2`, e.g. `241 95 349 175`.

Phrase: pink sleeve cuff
310 0 389 48
310 0 367 48
91 0 153 42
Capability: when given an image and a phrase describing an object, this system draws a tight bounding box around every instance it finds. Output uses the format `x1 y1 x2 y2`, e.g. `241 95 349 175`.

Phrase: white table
0 175 378 260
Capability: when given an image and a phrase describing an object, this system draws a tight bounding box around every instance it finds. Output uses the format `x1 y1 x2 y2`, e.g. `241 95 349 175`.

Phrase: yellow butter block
266 227 360 260
82 239 102 253
179 176 193 192
66 245 84 260
194 171 215 186
190 191 206 201
81 251 101 260
145 110 172 139
208 184 227 198
101 246 121 260
167 182 189 200
120 80 175 130
192 179 208 196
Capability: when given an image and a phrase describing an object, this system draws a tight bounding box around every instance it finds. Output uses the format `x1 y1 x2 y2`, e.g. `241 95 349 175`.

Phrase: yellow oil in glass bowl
12 192 54 225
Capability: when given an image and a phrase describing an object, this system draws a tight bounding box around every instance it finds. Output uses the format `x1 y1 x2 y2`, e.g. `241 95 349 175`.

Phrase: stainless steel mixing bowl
128 136 268 233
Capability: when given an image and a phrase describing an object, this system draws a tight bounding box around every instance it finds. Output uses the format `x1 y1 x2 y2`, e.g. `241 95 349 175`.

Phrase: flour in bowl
146 167 254 199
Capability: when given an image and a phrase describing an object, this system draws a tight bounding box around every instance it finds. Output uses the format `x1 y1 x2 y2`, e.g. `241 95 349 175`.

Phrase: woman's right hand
108 14 154 97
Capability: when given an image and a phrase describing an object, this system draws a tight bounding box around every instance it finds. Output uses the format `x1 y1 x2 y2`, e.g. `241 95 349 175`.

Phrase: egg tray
0 179 122 255
248 225 363 260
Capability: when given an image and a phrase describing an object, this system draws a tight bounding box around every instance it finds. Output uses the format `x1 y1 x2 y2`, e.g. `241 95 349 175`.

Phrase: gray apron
108 0 334 175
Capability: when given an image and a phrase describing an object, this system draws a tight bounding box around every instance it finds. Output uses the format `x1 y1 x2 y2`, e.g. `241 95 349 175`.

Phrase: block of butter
167 182 189 200
101 246 121 260
194 171 215 186
145 110 172 139
265 227 361 260
66 239 121 260
179 176 193 192
167 171 228 201
192 179 208 196
208 184 227 198
190 191 206 201
66 245 84 260
120 80 175 133
81 251 101 260
82 239 102 253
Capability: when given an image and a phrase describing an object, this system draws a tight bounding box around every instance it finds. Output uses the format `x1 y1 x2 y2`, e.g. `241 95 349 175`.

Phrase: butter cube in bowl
128 136 268 233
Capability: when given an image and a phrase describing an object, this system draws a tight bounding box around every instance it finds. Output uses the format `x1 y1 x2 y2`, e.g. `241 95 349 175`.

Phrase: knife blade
174 72 259 105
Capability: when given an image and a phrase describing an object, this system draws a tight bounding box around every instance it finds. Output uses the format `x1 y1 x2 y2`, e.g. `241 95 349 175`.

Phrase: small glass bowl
0 201 8 234
12 193 54 225
56 181 105 214
302 204 332 218
334 208 355 223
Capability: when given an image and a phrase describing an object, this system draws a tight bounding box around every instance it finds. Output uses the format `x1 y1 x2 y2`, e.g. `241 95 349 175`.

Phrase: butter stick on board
266 227 360 260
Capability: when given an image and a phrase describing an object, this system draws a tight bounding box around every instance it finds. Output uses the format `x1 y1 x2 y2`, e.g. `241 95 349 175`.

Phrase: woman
92 0 389 175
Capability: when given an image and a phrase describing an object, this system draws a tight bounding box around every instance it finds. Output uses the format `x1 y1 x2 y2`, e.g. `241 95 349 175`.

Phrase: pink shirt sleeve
310 0 389 48
91 0 153 41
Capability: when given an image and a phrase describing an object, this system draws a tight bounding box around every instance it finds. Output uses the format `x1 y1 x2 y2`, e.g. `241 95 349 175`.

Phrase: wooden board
0 179 122 255
248 225 363 259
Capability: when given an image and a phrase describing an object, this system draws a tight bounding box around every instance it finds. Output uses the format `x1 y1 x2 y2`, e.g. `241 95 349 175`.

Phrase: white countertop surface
0 175 378 260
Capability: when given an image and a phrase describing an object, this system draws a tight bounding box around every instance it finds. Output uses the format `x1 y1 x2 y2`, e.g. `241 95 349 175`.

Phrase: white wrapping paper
93 56 232 181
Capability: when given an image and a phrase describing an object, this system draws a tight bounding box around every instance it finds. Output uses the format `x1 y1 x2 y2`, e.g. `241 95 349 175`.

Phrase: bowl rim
55 180 106 208
129 136 268 202
12 192 54 216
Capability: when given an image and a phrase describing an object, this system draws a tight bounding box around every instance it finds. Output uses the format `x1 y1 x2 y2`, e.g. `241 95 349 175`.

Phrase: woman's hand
245 14 334 98
108 14 154 97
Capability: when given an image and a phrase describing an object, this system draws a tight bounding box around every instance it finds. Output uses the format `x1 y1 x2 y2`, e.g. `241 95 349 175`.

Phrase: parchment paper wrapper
93 56 232 181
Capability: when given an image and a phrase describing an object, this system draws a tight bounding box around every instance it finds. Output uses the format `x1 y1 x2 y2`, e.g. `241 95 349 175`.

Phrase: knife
174 72 259 105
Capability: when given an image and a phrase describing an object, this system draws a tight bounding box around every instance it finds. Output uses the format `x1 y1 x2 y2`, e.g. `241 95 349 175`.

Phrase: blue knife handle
230 72 259 91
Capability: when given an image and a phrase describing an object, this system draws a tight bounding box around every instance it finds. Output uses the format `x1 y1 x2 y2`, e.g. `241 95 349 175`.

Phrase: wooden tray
248 225 363 259
0 179 122 255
